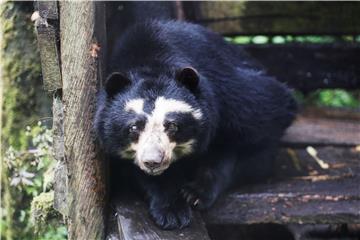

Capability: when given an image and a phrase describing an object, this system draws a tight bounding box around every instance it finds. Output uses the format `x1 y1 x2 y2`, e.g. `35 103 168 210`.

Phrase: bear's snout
142 150 165 170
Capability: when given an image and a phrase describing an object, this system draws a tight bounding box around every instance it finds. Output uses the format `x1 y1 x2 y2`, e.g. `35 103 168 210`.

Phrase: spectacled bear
95 20 297 229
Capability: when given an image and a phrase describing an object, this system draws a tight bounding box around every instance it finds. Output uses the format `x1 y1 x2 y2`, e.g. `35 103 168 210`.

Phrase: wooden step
203 146 360 225
108 198 210 240
282 116 360 147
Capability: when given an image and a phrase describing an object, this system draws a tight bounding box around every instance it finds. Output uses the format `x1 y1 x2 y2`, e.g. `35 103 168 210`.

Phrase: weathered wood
114 198 211 240
184 2 360 35
34 1 58 20
34 2 61 92
282 116 360 147
35 24 62 91
203 146 360 225
205 180 360 225
208 223 360 240
301 106 360 122
60 2 107 239
274 146 360 181
287 223 360 240
243 44 360 92
52 95 68 216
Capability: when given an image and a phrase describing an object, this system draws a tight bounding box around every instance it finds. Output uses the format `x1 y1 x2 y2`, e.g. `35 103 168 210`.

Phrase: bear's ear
105 72 131 98
176 67 199 92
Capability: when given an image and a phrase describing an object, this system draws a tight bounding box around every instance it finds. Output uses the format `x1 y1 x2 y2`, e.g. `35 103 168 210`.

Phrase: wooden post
60 2 107 239
34 0 68 220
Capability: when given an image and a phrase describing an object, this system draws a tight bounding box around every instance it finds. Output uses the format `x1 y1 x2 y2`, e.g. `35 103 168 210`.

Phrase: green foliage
231 36 252 44
311 89 359 108
31 191 60 234
356 35 360 42
1 2 53 239
272 36 286 44
251 35 269 44
1 1 49 150
294 89 360 109
2 122 67 240
37 226 67 240
226 35 360 45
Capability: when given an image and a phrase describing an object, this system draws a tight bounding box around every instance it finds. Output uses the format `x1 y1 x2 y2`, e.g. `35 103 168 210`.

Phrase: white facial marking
173 139 195 159
122 97 201 175
193 109 203 120
120 142 137 159
125 98 145 115
153 97 202 120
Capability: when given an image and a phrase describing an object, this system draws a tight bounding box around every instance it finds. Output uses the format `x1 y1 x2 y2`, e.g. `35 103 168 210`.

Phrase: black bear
95 19 297 229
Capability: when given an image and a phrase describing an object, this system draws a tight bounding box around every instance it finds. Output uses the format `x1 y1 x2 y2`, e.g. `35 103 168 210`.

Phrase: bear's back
109 20 259 75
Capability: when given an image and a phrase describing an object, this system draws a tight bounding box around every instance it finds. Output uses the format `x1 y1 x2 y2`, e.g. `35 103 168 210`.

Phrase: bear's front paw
181 180 218 210
149 198 191 230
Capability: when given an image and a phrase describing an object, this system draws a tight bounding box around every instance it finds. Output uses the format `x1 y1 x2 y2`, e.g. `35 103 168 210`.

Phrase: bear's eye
129 124 139 134
128 124 141 141
128 121 144 141
165 121 178 133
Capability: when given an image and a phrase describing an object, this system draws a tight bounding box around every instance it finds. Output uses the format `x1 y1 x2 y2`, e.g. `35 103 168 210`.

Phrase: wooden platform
106 108 360 240
204 146 360 225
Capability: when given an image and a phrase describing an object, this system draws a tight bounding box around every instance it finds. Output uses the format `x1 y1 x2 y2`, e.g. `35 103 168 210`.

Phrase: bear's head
95 67 213 175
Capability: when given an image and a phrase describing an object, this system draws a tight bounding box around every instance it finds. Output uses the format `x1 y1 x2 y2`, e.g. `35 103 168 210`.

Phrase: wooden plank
208 223 360 240
301 106 360 122
204 178 360 225
52 95 68 216
243 44 360 93
114 198 211 240
60 2 107 239
35 24 62 91
34 1 62 91
203 146 360 225
282 116 360 147
184 2 360 35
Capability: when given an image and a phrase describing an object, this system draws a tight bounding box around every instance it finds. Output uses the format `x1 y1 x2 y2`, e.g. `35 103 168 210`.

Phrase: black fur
95 20 297 229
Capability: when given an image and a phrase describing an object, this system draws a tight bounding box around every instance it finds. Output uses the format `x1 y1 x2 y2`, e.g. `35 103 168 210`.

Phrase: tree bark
60 2 107 239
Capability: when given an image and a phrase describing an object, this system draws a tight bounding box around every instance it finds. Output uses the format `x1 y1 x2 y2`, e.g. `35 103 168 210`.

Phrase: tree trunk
60 2 107 239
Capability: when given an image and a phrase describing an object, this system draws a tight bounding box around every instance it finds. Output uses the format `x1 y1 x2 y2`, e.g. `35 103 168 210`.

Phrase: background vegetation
227 35 360 109
1 2 65 239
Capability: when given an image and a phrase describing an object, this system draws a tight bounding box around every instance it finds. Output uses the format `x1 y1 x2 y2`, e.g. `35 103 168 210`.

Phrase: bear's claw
180 183 215 210
149 198 192 230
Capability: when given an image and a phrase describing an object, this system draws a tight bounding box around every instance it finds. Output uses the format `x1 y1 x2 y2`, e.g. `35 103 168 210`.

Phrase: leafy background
1 2 65 239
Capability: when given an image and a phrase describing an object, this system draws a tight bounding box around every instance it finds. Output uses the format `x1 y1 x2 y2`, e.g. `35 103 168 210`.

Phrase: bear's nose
142 151 164 170
144 161 161 170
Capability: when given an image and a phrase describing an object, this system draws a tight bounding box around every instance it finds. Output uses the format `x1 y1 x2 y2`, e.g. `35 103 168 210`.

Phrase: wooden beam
34 1 61 92
113 198 211 240
243 44 360 93
282 116 360 147
184 2 360 35
60 2 107 239
203 146 360 225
